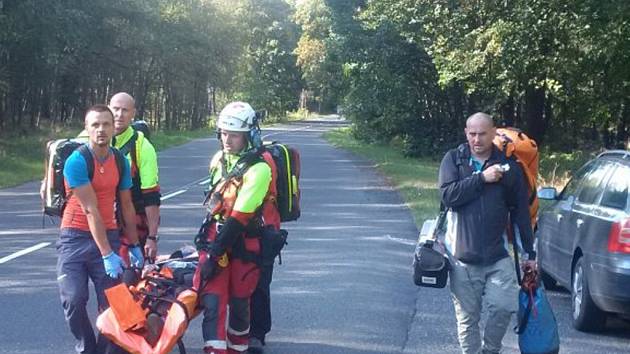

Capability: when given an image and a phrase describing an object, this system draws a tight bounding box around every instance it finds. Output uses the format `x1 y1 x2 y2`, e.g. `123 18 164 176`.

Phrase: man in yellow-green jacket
109 92 161 263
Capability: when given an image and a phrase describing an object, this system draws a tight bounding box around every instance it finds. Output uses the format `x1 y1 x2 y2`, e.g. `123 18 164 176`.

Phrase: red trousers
193 221 261 354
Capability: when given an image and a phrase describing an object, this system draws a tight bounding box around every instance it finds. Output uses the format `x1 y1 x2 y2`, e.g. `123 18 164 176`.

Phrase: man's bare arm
144 204 159 260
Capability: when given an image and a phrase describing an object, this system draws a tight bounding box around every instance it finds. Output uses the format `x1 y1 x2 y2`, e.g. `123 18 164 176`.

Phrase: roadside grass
0 127 82 189
538 146 596 190
149 129 211 151
325 127 599 228
261 109 310 125
0 127 212 189
325 127 441 227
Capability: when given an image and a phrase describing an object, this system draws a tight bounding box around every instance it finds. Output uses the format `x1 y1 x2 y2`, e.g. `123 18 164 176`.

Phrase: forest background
1 0 628 187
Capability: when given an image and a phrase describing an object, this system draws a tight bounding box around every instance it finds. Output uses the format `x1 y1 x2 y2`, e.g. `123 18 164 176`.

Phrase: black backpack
131 120 151 142
43 140 126 217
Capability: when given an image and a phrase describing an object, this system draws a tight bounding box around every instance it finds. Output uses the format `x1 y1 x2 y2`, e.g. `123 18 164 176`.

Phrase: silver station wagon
537 150 630 332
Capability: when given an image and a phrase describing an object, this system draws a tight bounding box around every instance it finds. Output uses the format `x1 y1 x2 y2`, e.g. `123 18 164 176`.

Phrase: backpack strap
118 130 148 213
118 129 138 158
220 148 265 180
111 147 127 224
505 214 523 285
112 147 126 189
77 145 95 180
118 130 139 177
209 148 265 195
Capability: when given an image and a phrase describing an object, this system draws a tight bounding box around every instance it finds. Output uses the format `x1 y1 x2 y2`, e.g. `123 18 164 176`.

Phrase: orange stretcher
96 265 201 354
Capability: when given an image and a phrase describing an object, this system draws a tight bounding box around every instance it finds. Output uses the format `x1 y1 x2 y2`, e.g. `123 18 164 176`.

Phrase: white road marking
386 234 416 246
0 242 51 264
161 189 187 201
198 178 211 185
262 124 312 140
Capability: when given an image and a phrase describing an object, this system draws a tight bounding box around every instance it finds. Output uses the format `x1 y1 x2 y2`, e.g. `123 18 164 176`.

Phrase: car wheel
540 267 559 291
571 257 606 331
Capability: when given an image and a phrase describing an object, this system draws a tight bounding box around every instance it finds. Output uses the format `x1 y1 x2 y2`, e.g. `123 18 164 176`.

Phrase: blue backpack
515 270 560 354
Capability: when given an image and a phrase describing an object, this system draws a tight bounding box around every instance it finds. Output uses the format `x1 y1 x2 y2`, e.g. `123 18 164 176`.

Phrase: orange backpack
493 127 539 228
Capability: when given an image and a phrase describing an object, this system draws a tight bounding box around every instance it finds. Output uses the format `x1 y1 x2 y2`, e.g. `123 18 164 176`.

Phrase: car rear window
600 165 630 210
577 161 614 204
560 160 596 200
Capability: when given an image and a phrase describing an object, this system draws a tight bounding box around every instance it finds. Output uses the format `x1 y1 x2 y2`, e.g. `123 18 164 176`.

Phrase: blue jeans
57 228 120 354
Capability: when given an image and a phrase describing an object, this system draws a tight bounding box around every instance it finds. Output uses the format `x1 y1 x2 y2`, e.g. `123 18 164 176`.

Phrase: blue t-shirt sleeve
119 155 133 190
64 151 90 188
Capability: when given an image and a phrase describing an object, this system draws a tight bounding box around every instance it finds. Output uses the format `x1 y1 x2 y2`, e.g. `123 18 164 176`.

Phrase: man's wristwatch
147 235 159 242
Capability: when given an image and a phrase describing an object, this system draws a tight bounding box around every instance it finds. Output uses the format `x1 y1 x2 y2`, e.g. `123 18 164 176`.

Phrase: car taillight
608 217 630 254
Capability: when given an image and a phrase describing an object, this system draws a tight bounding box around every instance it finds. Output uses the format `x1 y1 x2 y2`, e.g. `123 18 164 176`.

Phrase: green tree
294 0 343 112
235 0 302 115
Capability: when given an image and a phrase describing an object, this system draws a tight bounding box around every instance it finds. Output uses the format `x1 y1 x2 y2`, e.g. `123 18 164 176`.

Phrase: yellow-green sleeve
233 161 271 213
138 136 159 189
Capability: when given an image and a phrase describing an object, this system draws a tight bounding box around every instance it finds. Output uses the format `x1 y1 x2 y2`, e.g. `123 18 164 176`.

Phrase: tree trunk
619 100 629 149
500 95 515 127
524 85 546 143
212 87 216 115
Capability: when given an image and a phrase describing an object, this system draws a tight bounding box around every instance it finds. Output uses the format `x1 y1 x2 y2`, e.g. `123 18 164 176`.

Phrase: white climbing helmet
217 102 256 132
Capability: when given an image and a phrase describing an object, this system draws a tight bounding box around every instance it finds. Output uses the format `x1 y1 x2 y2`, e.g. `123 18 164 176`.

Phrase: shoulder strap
118 130 140 182
507 218 523 285
131 132 140 173
118 130 138 157
220 148 265 181
112 148 126 188
432 205 448 241
77 145 94 180
454 145 468 166
112 147 126 225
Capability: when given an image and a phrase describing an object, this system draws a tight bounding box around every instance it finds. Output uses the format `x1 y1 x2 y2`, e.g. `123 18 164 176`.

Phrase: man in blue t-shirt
57 104 143 354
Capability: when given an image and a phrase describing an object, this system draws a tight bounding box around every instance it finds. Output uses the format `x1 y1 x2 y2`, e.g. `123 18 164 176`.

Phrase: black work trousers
250 263 274 342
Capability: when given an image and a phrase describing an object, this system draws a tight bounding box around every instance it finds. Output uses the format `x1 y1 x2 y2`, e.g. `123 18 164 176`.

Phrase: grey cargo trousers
449 256 519 354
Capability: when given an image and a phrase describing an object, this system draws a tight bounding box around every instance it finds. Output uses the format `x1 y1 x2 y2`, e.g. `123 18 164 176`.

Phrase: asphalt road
0 118 629 353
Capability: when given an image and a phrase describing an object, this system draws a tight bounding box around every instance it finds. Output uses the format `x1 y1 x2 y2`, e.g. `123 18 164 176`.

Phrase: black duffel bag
413 239 449 288
412 209 450 288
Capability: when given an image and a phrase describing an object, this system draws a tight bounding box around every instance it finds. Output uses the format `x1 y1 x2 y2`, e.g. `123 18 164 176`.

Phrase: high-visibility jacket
114 126 160 212
207 149 276 228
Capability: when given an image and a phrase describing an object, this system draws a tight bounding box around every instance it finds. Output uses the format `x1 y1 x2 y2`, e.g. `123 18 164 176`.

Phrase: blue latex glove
102 251 124 278
128 245 145 268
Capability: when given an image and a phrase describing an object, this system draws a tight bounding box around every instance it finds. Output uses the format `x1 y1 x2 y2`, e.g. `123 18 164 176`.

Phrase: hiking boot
247 337 264 353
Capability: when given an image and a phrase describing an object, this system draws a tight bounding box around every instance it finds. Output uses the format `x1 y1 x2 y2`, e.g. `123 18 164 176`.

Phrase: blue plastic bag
516 286 560 354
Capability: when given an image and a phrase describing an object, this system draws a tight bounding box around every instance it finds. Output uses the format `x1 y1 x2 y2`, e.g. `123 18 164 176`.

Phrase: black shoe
247 337 264 354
